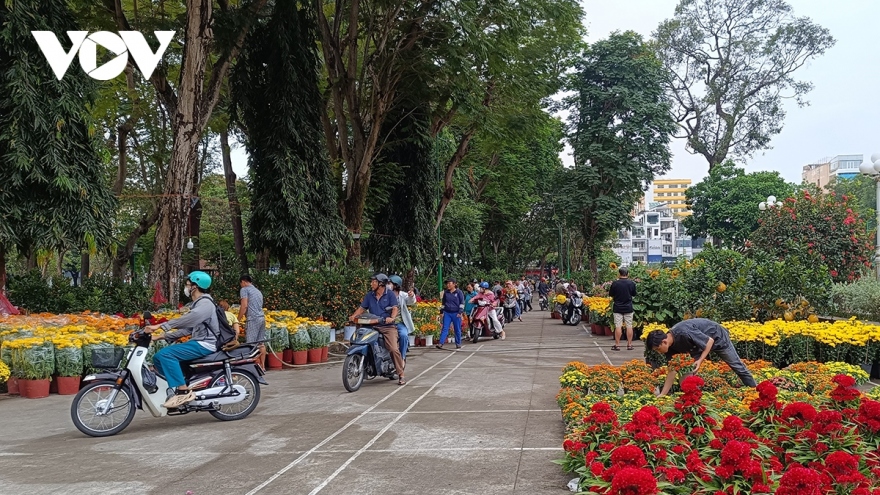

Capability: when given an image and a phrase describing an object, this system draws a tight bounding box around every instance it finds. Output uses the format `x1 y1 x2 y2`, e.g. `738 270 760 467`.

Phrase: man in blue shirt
437 278 465 350
349 274 406 384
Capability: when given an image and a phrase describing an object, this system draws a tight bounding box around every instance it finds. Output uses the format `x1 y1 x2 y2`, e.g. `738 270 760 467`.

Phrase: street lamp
758 195 783 211
858 153 880 279
186 238 194 249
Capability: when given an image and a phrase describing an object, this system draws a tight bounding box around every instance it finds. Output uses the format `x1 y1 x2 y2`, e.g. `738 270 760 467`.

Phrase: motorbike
561 291 584 326
539 294 549 311
343 314 398 392
502 295 518 323
468 300 505 343
70 312 265 437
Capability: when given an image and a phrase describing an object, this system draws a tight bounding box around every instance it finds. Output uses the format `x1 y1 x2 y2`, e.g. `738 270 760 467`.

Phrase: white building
612 203 705 265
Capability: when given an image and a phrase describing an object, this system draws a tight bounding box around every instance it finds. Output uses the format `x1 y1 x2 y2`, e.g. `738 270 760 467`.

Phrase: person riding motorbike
349 274 406 385
144 271 220 409
390 275 416 361
469 282 505 339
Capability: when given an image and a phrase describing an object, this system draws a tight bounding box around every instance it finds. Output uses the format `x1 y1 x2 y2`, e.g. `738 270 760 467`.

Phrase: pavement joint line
363 409 559 414
242 349 462 495
594 341 614 365
306 346 482 495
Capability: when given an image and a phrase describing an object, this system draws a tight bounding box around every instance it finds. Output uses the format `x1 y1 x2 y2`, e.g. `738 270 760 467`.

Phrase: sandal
435 344 444 350
627 345 634 350
398 377 406 385
611 345 621 351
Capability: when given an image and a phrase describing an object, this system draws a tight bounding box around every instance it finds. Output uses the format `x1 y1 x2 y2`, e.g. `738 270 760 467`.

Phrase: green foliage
0 0 116 256
751 188 873 283
655 0 836 168
562 31 676 279
307 325 330 349
683 160 795 245
290 328 311 352
7 271 152 315
233 1 345 261
829 175 877 232
830 279 880 323
212 255 371 330
54 346 84 377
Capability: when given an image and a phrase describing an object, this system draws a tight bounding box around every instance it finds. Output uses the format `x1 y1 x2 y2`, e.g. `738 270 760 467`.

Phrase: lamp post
858 153 880 279
757 195 783 211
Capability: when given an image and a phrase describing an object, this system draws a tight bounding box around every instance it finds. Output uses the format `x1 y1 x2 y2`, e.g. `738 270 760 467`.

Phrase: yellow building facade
651 179 692 217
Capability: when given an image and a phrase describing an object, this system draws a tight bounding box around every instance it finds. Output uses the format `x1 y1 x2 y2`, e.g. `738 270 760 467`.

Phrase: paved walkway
0 311 638 494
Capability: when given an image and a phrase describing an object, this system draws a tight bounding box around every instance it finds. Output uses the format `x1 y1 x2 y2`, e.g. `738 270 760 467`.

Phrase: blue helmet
389 275 403 287
187 271 212 290
480 282 490 289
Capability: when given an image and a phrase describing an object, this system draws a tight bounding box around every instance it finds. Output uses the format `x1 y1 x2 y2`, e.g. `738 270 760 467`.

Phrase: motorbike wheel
472 323 481 343
342 354 366 392
71 380 136 437
208 370 261 421
569 311 582 326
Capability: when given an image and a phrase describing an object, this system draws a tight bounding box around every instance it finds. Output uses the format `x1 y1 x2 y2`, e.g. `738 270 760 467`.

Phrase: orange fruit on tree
716 282 727 293
808 314 819 324
784 311 794 322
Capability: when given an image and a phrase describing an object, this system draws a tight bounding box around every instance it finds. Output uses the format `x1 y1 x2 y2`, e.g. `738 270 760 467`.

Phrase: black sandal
627 345 634 350
611 345 621 351
398 377 406 385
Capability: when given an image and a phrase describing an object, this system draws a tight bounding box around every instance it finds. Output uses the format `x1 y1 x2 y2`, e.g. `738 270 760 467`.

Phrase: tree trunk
185 198 203 274
26 249 36 271
220 130 248 273
81 252 90 281
255 248 270 272
435 128 477 228
0 244 6 292
113 208 160 280
341 169 371 261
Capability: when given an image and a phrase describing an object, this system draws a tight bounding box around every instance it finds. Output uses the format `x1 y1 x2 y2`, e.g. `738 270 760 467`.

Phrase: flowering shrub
560 369 880 494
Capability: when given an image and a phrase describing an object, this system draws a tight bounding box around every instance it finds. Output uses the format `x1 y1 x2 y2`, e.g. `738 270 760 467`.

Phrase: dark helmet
371 273 389 284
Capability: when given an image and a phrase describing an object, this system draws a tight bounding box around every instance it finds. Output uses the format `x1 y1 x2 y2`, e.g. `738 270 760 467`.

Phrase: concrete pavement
0 310 640 495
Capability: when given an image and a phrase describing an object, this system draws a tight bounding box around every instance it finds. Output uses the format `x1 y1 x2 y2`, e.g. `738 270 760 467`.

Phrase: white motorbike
70 313 266 437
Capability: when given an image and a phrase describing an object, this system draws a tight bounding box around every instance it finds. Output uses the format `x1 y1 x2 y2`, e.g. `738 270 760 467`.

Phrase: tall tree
100 0 268 303
0 0 116 289
655 0 835 169
563 32 676 280
233 0 345 266
683 160 794 247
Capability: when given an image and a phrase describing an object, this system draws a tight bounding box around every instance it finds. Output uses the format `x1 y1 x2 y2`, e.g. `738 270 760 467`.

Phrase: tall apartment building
652 178 692 217
801 154 863 189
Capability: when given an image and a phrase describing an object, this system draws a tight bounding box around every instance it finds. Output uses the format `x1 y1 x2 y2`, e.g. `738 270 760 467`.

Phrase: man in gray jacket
389 275 415 360
145 271 219 408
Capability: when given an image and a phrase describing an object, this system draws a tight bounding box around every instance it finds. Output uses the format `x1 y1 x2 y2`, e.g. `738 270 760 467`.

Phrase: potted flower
0 345 18 395
9 338 55 399
266 325 288 370
289 324 310 365
53 336 84 395
419 323 438 347
307 325 327 363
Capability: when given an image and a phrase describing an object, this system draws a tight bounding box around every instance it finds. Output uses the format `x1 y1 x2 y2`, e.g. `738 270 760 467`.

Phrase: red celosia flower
757 381 778 400
610 445 647 468
608 467 658 495
782 402 818 423
776 466 823 495
681 375 705 393
832 374 856 387
824 451 865 484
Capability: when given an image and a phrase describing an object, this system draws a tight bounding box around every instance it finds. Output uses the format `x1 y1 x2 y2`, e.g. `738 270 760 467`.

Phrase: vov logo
31 31 175 81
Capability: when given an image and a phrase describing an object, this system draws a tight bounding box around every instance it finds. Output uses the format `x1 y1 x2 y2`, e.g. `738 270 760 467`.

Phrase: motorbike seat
185 344 255 365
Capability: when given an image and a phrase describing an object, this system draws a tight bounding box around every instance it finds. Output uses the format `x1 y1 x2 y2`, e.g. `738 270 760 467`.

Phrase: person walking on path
238 275 266 368
522 281 533 312
609 267 637 351
647 318 757 396
437 279 465 349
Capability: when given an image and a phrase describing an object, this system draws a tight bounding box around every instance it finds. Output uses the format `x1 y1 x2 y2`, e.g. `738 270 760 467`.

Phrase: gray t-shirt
240 284 265 319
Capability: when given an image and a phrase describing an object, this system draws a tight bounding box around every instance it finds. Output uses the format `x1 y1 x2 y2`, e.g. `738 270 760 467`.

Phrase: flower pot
604 326 614 336
590 323 600 334
551 312 561 320
307 348 322 363
50 376 58 394
56 376 81 395
408 335 415 347
292 350 308 365
415 337 425 347
344 325 356 341
321 346 329 362
7 377 19 395
283 349 293 363
328 329 336 343
267 350 284 370
425 335 434 346
19 378 50 399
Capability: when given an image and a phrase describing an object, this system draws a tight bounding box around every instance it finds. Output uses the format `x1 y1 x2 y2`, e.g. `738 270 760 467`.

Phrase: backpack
193 296 239 351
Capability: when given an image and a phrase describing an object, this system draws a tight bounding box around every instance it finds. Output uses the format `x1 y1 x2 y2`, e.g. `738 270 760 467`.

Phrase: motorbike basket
91 347 125 369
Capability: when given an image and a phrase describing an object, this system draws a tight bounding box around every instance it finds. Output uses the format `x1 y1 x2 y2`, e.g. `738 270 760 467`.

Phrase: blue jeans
439 312 462 346
396 323 409 359
153 340 214 388
713 339 757 387
514 300 522 318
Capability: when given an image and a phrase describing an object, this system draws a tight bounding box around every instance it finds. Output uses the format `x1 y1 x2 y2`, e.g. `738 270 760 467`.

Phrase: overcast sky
229 0 880 198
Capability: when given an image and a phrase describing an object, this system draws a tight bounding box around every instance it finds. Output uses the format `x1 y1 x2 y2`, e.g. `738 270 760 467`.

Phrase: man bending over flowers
647 318 756 396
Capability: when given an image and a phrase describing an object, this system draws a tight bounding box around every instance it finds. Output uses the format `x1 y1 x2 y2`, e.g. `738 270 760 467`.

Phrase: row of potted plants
556 360 880 494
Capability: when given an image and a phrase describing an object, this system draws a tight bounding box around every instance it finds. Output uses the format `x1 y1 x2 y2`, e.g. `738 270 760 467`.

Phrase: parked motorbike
562 292 584 326
343 314 398 392
70 312 265 437
468 300 505 343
